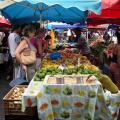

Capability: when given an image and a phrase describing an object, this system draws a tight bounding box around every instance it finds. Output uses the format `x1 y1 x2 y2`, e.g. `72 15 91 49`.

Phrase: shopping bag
9 77 28 87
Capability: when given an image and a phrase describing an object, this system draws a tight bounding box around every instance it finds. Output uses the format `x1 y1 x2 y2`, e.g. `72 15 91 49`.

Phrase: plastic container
50 52 61 60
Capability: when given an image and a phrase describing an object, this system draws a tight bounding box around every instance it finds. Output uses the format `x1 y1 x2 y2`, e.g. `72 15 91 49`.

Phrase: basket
50 52 61 60
3 85 37 116
44 75 98 85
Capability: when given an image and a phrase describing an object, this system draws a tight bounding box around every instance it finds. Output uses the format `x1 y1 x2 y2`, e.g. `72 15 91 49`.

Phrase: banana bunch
42 59 59 69
84 64 99 72
42 63 59 69
67 64 75 69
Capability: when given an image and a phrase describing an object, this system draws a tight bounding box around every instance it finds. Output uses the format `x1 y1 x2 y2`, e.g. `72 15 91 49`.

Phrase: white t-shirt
95 33 99 37
8 32 21 57
112 36 118 44
67 29 71 37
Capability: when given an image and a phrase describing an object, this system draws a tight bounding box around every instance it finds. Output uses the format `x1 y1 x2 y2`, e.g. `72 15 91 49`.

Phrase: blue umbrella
41 5 87 23
39 0 101 14
46 22 87 29
0 1 39 24
10 0 101 14
0 1 87 24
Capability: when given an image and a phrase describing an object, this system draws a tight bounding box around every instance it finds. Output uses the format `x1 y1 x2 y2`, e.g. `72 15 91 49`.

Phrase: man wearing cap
8 25 21 79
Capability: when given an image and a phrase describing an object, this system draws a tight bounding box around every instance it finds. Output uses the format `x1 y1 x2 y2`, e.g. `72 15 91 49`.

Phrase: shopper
109 31 120 89
36 29 52 53
103 31 110 45
15 25 37 82
112 34 118 44
42 35 51 53
77 33 91 59
74 28 81 43
99 41 114 76
8 25 21 79
35 28 46 68
31 31 43 70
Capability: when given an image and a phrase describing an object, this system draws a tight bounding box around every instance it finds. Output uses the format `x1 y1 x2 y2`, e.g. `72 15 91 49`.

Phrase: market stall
22 75 120 120
2 36 120 120
1 0 120 120
20 51 120 120
2 37 120 120
0 16 10 65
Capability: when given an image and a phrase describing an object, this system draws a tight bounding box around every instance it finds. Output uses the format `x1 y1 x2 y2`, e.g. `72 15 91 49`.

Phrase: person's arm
15 40 26 63
15 34 21 46
15 40 28 71
42 39 47 53
111 45 118 63
113 45 118 55
37 39 43 57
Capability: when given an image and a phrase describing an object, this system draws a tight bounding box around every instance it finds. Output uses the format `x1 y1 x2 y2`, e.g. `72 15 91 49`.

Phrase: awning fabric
0 2 88 24
0 16 11 27
88 0 120 25
88 24 108 29
0 0 101 14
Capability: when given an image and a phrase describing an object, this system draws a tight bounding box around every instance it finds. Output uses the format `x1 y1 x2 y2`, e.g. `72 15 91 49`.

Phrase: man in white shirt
8 25 21 79
112 36 117 44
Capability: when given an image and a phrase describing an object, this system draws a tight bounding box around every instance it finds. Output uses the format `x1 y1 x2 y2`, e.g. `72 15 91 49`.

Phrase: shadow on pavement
0 66 11 120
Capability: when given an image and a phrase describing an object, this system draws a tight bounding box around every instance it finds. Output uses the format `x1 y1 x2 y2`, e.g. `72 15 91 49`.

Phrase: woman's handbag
21 40 36 65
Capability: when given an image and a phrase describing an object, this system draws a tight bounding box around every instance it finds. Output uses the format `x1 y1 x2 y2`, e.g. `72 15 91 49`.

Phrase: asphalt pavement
0 65 11 120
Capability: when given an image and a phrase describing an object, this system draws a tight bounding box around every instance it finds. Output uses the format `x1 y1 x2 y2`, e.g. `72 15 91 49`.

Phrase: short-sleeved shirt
31 37 41 57
78 36 90 55
114 44 120 66
8 32 21 57
41 38 48 51
112 36 118 44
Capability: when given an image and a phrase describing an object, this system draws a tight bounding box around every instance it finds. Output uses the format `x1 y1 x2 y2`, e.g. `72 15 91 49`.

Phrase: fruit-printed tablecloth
22 77 120 120
22 80 42 112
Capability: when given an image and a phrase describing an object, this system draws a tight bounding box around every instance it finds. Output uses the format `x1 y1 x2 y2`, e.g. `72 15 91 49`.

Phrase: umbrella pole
40 13 42 28
40 2 43 28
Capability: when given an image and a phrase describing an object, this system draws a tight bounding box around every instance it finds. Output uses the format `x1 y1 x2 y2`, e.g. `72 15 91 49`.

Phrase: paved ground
0 66 11 120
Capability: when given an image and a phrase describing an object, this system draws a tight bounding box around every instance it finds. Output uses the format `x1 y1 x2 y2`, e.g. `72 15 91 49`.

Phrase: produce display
33 50 119 94
8 86 27 100
60 50 80 59
22 65 120 120
21 36 120 120
34 64 99 81
90 37 105 57
42 51 89 69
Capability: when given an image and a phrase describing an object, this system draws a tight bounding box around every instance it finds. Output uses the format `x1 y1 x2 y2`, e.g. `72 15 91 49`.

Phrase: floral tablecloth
22 78 120 120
